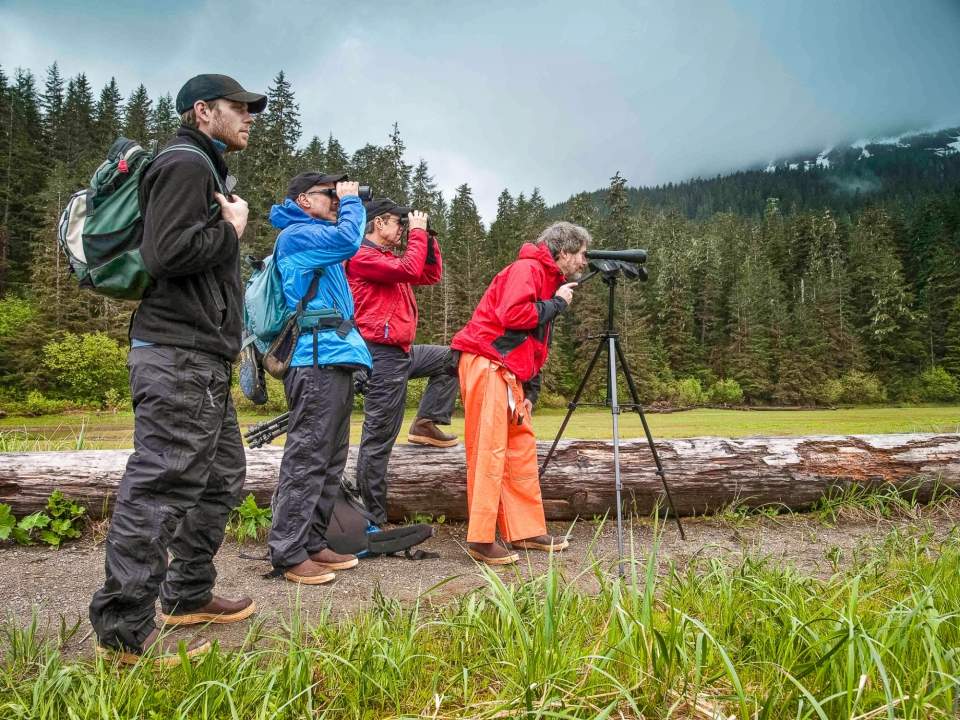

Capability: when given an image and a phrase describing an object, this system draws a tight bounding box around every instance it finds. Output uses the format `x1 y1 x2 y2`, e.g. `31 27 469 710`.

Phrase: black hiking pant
89 346 246 652
268 365 354 569
356 343 458 524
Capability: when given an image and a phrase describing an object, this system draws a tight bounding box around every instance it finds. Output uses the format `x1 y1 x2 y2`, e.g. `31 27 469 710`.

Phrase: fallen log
0 434 958 521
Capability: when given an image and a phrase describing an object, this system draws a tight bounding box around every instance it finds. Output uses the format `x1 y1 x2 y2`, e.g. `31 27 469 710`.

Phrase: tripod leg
613 339 686 540
606 337 627 577
539 337 607 476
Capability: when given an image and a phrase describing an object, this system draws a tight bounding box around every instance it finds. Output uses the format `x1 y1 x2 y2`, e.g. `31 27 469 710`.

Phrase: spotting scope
584 248 647 264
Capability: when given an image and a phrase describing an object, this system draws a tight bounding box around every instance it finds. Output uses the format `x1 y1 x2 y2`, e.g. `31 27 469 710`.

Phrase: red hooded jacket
451 242 568 386
346 227 442 352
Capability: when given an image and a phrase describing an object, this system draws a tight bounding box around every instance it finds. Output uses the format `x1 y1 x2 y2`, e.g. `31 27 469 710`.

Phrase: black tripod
539 265 685 575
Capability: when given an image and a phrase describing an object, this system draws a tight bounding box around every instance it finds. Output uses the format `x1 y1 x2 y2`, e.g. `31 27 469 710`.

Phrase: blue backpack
238 253 327 403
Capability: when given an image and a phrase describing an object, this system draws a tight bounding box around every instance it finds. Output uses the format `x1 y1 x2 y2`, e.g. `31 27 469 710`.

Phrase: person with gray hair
450 221 589 565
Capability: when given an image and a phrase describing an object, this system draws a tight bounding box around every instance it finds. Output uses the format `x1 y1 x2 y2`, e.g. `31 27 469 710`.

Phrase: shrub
708 378 744 405
818 370 887 405
42 332 129 406
0 296 35 338
917 365 960 402
667 377 707 406
20 391 73 417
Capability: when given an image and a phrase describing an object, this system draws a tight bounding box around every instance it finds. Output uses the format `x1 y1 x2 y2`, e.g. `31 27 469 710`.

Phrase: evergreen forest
1 65 959 413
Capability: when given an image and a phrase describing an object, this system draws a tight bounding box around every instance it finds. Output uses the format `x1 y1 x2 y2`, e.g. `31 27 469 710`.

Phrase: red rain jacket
451 242 568 384
346 228 442 352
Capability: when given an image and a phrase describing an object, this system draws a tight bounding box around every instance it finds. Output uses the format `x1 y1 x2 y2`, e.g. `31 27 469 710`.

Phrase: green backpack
57 137 224 300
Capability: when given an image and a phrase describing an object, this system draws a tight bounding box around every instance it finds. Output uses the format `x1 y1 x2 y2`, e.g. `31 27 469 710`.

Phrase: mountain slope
550 126 960 220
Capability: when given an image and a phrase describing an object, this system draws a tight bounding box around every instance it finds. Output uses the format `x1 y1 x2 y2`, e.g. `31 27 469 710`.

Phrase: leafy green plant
406 512 445 525
227 494 272 543
40 491 86 546
0 492 86 547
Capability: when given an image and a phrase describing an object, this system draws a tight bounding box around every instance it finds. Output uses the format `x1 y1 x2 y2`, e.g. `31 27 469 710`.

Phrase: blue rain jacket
269 196 371 369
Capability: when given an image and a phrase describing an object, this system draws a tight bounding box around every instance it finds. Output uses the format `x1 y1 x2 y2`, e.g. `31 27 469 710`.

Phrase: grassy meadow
0 405 958 451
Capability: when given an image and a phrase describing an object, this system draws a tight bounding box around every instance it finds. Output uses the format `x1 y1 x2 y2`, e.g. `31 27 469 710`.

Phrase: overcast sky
3 0 959 221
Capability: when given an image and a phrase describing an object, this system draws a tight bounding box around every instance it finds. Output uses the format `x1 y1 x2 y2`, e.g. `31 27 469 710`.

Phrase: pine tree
93 78 123 150
385 122 411 203
243 71 301 255
61 73 96 185
149 93 178 145
41 63 66 162
299 135 325 170
0 66 9 291
523 187 547 241
324 133 349 174
942 295 960 378
444 184 488 339
487 189 517 269
3 70 46 288
122 84 152 144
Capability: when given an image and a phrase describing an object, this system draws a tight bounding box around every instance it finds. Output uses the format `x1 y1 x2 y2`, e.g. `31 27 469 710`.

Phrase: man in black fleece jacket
89 74 266 666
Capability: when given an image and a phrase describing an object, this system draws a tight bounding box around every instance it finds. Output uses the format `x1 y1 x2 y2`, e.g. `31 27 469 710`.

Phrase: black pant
89 346 246 652
356 343 458 524
268 365 354 569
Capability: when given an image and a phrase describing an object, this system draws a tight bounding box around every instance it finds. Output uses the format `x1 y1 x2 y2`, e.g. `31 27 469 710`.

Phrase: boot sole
467 548 519 566
309 557 359 571
96 639 212 667
512 539 571 552
283 570 336 585
159 601 257 627
408 434 458 448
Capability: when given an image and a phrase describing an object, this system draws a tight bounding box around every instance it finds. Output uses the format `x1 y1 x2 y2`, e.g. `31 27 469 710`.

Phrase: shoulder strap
155 143 228 195
296 268 325 313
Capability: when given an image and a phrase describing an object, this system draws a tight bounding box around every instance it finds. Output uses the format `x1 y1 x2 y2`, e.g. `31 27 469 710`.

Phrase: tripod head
579 248 649 285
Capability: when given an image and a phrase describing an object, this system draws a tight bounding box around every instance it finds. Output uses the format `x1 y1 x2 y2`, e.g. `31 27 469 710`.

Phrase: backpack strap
155 143 228 196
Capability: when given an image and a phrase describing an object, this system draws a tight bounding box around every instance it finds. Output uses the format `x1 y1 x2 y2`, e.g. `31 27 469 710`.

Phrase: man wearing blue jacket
267 171 371 584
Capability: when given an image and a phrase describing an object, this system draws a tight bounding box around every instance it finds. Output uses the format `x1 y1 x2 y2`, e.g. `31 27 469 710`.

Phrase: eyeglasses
304 189 338 199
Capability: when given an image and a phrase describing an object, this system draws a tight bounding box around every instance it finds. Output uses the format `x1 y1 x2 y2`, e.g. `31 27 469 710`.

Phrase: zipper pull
384 321 390 339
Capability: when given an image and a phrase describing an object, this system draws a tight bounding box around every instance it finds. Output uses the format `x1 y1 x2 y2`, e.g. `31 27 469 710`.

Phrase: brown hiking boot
96 627 211 667
309 548 359 570
511 534 570 552
282 559 336 585
159 595 256 626
467 541 519 566
407 417 458 448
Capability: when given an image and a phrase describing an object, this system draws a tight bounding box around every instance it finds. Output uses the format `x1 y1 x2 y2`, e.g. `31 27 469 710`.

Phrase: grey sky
3 0 959 221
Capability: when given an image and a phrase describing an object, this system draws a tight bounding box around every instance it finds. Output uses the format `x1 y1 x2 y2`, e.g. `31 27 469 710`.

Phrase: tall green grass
2 524 960 718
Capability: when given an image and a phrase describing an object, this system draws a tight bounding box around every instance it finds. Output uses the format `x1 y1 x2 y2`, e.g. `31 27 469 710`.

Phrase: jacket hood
518 242 564 281
269 198 329 230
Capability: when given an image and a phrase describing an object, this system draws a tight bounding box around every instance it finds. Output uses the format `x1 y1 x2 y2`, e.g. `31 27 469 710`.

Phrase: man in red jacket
346 198 459 525
451 221 589 565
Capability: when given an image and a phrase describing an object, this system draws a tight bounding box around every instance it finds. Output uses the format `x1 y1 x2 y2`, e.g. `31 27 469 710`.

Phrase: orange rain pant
458 352 547 544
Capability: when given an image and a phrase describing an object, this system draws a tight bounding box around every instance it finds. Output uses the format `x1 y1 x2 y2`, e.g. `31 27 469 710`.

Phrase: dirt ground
2 504 958 658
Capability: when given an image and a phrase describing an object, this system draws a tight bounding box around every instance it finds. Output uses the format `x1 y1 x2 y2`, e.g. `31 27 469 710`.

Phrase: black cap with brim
176 74 268 114
363 198 412 220
286 171 350 199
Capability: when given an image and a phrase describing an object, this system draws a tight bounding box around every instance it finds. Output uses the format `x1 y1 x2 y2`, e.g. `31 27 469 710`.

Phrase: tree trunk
0 434 957 521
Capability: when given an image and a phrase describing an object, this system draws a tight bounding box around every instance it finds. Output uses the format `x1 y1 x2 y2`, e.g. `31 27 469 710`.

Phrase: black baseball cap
364 198 412 220
286 171 350 199
176 74 268 114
